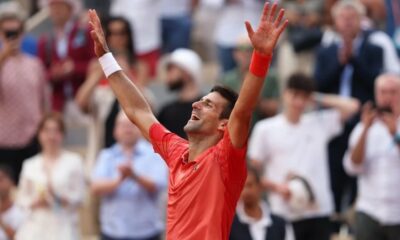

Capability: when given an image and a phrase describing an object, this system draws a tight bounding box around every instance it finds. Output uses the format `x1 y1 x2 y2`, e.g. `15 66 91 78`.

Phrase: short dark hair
38 112 65 135
247 165 261 184
286 73 315 94
0 165 15 183
210 85 238 119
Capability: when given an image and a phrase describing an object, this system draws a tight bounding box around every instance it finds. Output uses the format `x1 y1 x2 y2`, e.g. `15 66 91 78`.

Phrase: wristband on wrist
99 52 122 78
249 51 272 78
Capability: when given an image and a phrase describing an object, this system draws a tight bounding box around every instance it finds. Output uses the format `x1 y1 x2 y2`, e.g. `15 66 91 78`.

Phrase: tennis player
88 3 287 239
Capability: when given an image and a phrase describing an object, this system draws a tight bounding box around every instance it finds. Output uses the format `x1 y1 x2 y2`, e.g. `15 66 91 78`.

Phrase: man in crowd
230 166 295 240
0 165 25 240
38 0 94 111
0 10 47 183
158 48 203 139
314 0 400 215
249 73 359 240
344 74 400 240
91 111 168 240
88 2 287 238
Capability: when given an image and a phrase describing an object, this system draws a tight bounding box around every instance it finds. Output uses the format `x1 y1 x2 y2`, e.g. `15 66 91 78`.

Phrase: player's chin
184 120 201 133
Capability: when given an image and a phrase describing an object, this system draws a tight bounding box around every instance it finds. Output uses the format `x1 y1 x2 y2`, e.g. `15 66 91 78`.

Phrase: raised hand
88 9 110 58
245 2 288 55
361 102 376 129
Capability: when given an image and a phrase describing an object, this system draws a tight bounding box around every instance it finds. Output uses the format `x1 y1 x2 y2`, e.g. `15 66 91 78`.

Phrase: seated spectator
0 9 47 184
248 73 359 240
38 0 94 112
221 35 280 123
344 74 400 240
91 111 168 240
0 165 25 240
230 166 294 240
16 113 86 240
157 48 203 139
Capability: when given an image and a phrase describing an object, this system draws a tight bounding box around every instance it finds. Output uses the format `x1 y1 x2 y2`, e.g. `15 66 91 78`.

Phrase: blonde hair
331 0 366 18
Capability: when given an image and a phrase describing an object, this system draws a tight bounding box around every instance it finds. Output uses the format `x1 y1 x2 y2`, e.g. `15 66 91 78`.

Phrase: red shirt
150 123 247 240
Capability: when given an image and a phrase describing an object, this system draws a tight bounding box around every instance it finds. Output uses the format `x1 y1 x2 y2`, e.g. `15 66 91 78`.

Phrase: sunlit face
334 7 361 39
107 20 129 52
49 2 72 26
114 114 141 146
375 77 400 111
283 89 311 117
0 171 13 199
0 18 23 44
38 119 64 152
240 172 261 206
184 92 228 135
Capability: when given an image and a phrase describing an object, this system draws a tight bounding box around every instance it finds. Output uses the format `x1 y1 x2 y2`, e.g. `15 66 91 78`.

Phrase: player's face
284 89 311 117
184 92 228 135
240 172 261 206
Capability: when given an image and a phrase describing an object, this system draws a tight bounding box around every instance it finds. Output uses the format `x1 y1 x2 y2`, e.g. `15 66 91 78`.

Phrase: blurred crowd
0 0 399 240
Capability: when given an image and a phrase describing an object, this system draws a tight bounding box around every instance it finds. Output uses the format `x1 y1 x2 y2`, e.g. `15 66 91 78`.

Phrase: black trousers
0 137 39 184
355 212 400 240
292 217 332 240
101 233 161 240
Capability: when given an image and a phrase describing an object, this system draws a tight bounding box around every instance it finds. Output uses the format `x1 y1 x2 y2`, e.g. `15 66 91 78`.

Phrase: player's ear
217 119 228 131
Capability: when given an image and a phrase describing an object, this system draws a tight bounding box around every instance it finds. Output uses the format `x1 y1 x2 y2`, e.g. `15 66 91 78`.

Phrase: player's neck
187 134 220 162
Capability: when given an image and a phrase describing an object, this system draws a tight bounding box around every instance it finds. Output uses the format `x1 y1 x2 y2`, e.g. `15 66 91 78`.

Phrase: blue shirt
92 140 168 238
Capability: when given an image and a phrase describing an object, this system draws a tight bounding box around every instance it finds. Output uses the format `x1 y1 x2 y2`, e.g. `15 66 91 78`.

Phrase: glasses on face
1 28 22 40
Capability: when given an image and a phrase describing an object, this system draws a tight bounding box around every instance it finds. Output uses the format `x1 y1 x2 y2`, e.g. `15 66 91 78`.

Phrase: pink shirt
0 54 46 147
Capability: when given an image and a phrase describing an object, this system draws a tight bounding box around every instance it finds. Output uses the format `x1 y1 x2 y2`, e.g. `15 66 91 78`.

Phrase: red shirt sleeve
216 128 248 185
149 123 188 169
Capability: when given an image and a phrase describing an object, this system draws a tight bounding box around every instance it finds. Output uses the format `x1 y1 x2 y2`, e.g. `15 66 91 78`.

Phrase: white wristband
99 52 122 78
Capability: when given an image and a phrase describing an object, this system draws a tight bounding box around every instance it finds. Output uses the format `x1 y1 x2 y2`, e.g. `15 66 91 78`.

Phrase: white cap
39 0 82 16
167 48 202 85
0 2 27 21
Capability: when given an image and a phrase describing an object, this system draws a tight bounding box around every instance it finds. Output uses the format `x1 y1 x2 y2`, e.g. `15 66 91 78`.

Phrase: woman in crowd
16 113 86 240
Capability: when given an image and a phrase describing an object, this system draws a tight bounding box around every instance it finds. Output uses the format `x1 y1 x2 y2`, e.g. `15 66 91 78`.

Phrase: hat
287 176 315 213
0 2 27 22
39 0 82 16
167 48 203 85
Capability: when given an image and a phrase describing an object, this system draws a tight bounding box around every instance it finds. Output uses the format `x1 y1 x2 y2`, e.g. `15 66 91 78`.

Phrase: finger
269 3 278 22
274 9 285 27
90 30 99 43
277 19 288 36
362 101 373 112
261 2 270 22
245 21 255 38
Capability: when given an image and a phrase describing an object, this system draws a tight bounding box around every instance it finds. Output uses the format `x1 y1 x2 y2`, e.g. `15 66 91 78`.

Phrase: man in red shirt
88 3 287 239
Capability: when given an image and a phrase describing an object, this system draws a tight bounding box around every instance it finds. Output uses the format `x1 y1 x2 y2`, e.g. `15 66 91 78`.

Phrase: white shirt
344 119 400 225
160 0 191 18
0 205 25 240
236 201 294 240
214 0 263 47
249 110 342 220
111 0 161 54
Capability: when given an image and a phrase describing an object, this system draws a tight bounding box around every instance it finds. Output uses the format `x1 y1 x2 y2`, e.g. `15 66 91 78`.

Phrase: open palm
88 9 109 57
245 3 288 55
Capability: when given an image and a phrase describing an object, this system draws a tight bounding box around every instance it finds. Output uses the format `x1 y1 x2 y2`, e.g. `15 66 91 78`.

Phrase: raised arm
313 93 360 122
88 10 158 140
228 3 287 148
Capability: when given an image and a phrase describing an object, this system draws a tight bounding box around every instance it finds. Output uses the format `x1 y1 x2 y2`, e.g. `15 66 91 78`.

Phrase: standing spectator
157 48 203 139
110 0 161 78
0 10 47 184
314 0 400 215
0 165 25 240
91 111 167 240
214 0 263 72
38 0 94 112
248 74 359 240
221 35 280 123
160 0 198 53
344 74 400 240
230 167 295 240
16 113 86 240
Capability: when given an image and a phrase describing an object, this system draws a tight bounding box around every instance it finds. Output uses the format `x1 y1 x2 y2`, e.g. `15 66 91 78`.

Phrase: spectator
248 74 359 240
160 0 198 53
0 10 47 184
16 113 86 240
230 166 295 240
221 35 280 123
110 0 161 78
344 74 400 240
91 111 167 240
157 48 203 139
38 0 94 112
75 16 150 165
314 0 400 216
214 0 263 72
0 165 25 240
